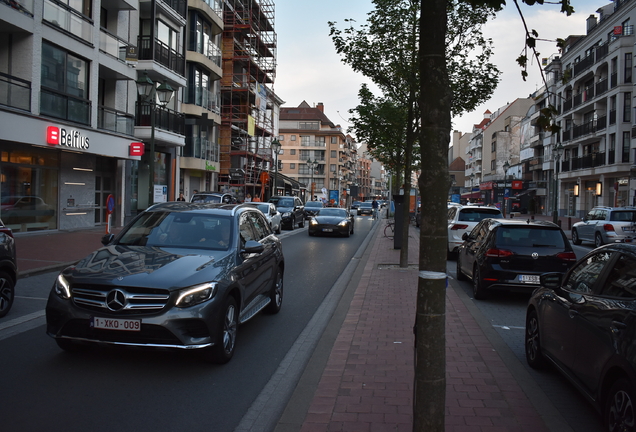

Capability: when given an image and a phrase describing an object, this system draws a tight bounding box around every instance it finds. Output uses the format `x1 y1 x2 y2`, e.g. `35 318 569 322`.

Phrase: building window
299 122 319 130
316 136 326 147
301 136 310 146
290 163 296 169
491 142 496 152
331 136 338 144
279 135 284 141
624 92 631 122
331 150 336 158
40 42 90 125
623 132 631 163
158 20 180 53
330 164 336 172
290 135 296 141
625 53 633 83
290 149 296 155
61 0 92 17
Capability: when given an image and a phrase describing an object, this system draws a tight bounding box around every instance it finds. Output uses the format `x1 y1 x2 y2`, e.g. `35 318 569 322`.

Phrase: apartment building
179 0 224 199
0 0 161 232
464 99 534 206
279 102 356 205
550 0 636 217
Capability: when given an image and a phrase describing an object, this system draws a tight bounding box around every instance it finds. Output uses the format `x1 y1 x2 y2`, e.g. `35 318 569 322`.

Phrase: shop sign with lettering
46 126 90 150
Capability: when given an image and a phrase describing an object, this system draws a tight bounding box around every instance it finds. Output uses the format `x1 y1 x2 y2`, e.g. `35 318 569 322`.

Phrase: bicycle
384 219 395 239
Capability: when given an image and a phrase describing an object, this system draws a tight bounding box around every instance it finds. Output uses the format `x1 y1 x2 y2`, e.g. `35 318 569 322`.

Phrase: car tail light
450 224 469 230
485 248 514 258
0 227 13 238
602 224 615 232
556 251 577 261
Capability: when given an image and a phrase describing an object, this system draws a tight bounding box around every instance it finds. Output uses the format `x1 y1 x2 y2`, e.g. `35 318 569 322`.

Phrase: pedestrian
245 193 252 202
177 192 185 201
372 198 379 220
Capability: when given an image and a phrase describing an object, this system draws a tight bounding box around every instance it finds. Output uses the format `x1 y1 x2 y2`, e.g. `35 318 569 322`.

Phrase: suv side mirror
540 272 563 291
462 232 469 241
101 234 115 245
242 240 264 254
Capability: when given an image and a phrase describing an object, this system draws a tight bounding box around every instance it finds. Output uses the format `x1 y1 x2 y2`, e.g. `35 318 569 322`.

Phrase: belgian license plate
323 228 333 232
520 275 540 284
91 317 141 331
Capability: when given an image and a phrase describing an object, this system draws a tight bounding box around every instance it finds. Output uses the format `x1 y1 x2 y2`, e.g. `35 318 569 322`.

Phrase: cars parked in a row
45 202 284 364
525 243 636 432
0 218 17 318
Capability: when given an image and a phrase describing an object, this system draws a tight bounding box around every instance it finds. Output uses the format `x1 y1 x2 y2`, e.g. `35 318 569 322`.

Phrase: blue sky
273 0 604 135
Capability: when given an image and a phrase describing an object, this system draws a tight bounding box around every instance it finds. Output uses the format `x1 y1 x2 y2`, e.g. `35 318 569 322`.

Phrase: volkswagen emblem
106 289 127 311
531 252 539 260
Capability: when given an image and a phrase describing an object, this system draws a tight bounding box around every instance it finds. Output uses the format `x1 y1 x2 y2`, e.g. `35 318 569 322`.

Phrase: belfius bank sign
46 126 90 150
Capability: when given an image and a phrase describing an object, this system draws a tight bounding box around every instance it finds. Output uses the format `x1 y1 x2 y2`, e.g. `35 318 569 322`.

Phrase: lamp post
271 139 281 196
552 142 564 224
136 72 174 209
502 160 510 218
307 159 317 201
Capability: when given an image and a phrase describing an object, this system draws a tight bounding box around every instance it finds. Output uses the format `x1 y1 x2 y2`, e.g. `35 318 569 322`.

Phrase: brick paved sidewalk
299 220 550 432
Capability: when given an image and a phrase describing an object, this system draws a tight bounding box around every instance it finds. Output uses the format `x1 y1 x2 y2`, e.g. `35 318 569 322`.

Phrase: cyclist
371 198 379 220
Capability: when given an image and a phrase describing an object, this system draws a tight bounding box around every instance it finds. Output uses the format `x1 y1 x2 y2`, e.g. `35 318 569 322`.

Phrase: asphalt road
447 242 604 432
0 216 377 432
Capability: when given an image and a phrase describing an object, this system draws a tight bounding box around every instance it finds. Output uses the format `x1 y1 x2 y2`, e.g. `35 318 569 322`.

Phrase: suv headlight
282 212 291 218
176 283 217 308
338 220 348 227
54 274 71 299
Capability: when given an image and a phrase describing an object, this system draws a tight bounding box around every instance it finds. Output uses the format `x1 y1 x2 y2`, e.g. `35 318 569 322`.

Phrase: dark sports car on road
308 208 354 237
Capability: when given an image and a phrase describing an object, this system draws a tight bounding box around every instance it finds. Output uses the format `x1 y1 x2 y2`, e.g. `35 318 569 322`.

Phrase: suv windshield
610 210 636 222
118 212 233 250
496 227 565 248
458 208 502 222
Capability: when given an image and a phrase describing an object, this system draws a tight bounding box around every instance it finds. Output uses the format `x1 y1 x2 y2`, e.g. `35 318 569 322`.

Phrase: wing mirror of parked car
462 232 469 241
242 240 264 254
540 272 564 290
101 233 115 245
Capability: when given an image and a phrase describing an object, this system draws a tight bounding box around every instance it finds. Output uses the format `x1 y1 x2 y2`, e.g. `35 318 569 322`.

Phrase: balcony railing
595 78 608 96
135 101 185 135
0 72 31 111
99 28 131 62
40 88 90 125
563 98 572 113
192 87 220 114
43 0 93 44
2 0 34 16
138 36 185 76
98 105 134 136
300 140 326 147
195 40 222 67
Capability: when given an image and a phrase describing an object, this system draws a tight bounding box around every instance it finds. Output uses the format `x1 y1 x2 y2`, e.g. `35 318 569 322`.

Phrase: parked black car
308 208 354 237
0 218 17 318
525 244 636 432
268 196 305 229
456 219 576 299
45 202 284 364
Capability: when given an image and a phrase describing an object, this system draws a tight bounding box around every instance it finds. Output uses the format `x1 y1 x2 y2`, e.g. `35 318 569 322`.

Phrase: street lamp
271 139 281 196
552 142 564 224
502 160 510 218
307 159 317 201
136 72 174 209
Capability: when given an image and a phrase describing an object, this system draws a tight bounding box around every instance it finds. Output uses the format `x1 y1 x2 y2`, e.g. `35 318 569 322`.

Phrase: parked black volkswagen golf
456 219 576 299
46 202 284 364
525 244 636 432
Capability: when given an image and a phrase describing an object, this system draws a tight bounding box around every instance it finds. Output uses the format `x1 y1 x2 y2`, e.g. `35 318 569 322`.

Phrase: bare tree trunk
413 0 450 430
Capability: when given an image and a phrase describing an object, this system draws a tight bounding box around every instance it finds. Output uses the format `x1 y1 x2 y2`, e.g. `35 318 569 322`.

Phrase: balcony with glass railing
43 0 93 44
98 105 134 136
0 72 31 111
99 28 131 62
195 40 221 68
